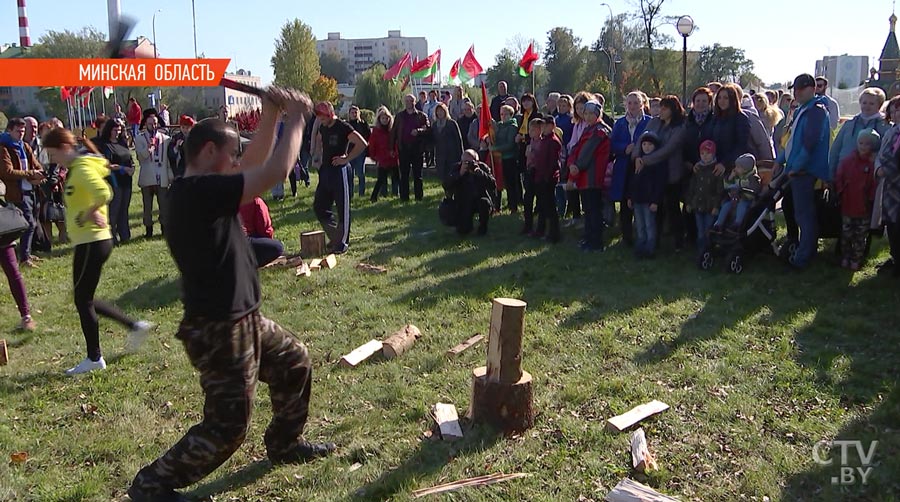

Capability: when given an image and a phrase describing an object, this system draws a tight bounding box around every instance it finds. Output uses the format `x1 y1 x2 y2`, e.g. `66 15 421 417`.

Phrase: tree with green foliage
696 44 755 85
319 50 352 84
543 27 589 95
271 19 320 92
353 64 404 113
28 27 105 59
634 0 676 95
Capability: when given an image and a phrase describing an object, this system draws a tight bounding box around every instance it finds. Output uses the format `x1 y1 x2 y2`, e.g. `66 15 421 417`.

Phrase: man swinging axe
127 88 335 502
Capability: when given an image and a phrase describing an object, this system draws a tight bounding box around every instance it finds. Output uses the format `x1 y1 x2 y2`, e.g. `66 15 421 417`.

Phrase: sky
0 0 894 88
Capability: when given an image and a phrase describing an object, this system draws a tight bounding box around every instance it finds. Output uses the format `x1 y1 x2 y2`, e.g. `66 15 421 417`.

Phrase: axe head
105 15 136 59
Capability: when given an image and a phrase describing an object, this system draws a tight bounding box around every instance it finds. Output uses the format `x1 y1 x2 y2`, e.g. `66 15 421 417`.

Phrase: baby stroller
776 180 844 264
698 171 785 274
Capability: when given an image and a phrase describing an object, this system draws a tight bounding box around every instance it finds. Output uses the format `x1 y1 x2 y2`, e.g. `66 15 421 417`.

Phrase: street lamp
599 2 616 113
676 15 695 106
152 9 162 107
191 0 198 59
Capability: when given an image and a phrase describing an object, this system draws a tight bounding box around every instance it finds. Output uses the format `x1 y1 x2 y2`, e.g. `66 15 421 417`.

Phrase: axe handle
220 78 264 97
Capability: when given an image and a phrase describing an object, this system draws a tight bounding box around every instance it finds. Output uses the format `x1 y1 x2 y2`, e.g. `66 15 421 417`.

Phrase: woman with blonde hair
752 93 784 138
41 127 152 375
368 106 400 202
829 87 890 179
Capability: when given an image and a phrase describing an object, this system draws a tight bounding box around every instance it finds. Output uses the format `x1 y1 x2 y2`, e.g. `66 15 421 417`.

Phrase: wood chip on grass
411 473 530 498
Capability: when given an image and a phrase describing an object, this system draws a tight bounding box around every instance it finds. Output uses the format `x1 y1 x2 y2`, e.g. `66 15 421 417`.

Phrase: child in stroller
699 154 774 273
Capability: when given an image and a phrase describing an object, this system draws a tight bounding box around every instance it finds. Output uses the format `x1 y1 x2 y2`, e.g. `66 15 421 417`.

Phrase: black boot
270 440 337 465
127 486 189 502
145 226 153 239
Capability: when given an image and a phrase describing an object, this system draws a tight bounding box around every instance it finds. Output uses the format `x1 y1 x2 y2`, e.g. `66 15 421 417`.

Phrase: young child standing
714 153 761 231
533 118 562 242
628 131 667 258
368 107 399 202
835 128 880 271
686 140 724 253
523 118 545 235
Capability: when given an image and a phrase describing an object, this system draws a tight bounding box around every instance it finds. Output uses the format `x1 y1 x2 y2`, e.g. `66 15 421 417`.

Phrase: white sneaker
125 321 154 353
65 357 107 376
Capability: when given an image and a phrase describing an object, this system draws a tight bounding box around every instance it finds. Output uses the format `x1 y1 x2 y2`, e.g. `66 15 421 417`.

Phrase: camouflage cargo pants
841 216 869 264
130 311 312 492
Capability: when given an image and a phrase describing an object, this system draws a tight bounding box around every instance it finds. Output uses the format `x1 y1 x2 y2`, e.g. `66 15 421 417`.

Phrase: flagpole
531 39 536 96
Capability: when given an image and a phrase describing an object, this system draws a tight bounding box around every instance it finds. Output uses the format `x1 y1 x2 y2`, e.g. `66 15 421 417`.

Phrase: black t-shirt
164 174 260 320
319 119 354 167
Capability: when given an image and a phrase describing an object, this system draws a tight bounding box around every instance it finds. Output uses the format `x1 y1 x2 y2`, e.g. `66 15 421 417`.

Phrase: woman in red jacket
369 107 400 202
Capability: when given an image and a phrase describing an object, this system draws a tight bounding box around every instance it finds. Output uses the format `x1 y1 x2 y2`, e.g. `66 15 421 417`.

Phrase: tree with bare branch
632 0 675 96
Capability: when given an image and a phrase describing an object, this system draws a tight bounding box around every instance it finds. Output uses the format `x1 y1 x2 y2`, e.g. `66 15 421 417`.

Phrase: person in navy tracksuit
312 102 367 254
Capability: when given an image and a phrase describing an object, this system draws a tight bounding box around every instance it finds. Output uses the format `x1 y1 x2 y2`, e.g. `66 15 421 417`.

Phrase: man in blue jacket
776 74 831 269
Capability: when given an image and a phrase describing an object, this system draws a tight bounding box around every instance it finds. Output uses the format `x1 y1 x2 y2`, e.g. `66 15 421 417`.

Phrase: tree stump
469 366 534 435
487 298 526 383
382 324 422 359
300 231 326 258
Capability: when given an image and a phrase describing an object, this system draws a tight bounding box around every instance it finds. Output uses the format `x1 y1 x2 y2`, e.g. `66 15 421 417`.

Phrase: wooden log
446 334 484 358
300 230 326 259
630 428 657 473
324 254 337 269
412 473 530 498
295 263 311 277
487 298 527 384
0 339 7 366
309 258 323 271
433 403 463 440
607 400 670 432
469 366 534 435
339 340 383 368
605 478 679 502
381 324 422 359
356 263 387 274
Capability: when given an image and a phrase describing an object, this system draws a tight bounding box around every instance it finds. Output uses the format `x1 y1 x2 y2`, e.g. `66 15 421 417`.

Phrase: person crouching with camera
447 149 496 236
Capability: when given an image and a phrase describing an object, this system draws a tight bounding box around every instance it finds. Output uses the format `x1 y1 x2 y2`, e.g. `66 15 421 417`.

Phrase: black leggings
73 239 136 361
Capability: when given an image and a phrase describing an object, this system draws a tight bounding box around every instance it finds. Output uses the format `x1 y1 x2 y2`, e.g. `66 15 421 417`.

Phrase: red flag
60 86 71 101
517 42 539 77
383 52 411 81
448 58 461 84
458 46 483 84
77 86 93 96
479 82 503 191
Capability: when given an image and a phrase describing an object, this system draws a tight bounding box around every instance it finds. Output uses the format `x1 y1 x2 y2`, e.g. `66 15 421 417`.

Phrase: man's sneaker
126 486 189 502
65 357 107 376
270 440 337 465
125 321 154 353
18 316 35 331
329 243 349 255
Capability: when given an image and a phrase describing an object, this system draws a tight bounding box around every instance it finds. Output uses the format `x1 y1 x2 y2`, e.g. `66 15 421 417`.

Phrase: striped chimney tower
17 0 31 47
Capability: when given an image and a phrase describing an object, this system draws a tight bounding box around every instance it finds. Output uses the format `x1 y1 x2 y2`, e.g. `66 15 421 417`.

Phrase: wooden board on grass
339 340 383 368
607 400 670 432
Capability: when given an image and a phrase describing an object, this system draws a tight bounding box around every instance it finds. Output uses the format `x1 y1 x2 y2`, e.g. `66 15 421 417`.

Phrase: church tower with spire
871 10 900 96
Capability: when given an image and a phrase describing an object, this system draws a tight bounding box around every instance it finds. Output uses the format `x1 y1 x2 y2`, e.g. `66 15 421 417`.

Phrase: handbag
0 199 29 247
46 201 66 223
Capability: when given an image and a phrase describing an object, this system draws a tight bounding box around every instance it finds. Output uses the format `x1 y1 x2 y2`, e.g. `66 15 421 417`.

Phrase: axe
107 14 255 97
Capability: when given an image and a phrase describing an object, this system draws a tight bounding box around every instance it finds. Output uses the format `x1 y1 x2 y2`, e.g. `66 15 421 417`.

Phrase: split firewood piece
264 256 288 268
607 400 670 432
283 254 305 268
630 428 658 473
0 339 8 366
432 403 463 440
356 263 387 274
412 473 530 498
381 325 422 359
446 334 484 358
324 254 337 269
339 340 383 368
295 263 311 277
605 478 679 502
309 258 323 271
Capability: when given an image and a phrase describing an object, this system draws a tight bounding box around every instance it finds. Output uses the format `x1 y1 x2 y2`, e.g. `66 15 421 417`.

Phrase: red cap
699 139 716 155
178 114 196 127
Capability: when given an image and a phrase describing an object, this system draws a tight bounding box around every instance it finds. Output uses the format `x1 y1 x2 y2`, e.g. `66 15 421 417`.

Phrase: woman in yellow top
41 128 153 375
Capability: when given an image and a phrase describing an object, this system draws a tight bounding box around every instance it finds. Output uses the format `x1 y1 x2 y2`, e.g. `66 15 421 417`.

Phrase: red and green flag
517 42 538 77
448 58 461 85
383 52 411 82
458 45 483 84
479 81 503 191
411 49 441 80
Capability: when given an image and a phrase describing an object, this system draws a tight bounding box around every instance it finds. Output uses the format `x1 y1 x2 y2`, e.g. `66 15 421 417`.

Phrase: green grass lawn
1 171 898 502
